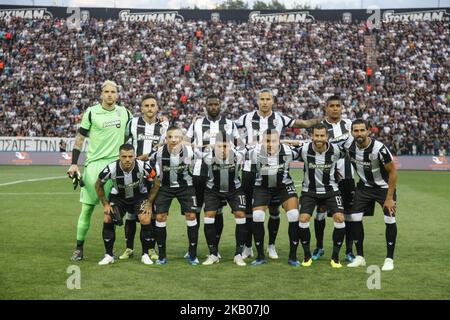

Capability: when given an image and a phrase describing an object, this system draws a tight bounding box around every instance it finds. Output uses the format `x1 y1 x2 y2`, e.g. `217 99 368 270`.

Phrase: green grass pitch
0 165 449 300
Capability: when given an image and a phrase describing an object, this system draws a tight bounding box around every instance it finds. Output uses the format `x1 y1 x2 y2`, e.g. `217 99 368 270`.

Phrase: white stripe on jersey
344 137 393 188
234 110 294 144
186 116 240 176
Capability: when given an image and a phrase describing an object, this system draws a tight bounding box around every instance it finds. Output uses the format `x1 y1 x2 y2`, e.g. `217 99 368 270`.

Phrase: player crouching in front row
95 143 159 265
201 132 248 266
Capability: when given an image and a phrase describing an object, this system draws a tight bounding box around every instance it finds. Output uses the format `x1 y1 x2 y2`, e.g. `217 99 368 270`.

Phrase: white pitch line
0 192 76 195
0 176 67 187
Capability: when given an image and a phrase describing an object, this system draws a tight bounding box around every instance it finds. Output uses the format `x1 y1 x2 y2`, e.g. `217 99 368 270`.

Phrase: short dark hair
327 95 341 104
206 94 221 102
312 123 328 134
351 119 369 130
141 94 157 103
166 124 181 133
119 143 135 152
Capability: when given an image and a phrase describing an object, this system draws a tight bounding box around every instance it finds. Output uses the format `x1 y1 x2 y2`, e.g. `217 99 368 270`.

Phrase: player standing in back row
68 80 132 261
119 94 168 261
235 88 319 260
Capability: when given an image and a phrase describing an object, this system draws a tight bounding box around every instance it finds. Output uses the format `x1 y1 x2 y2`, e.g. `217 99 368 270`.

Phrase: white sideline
0 176 67 187
0 192 75 195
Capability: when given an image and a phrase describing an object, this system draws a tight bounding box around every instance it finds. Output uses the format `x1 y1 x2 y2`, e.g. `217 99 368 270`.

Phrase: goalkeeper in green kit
68 80 132 261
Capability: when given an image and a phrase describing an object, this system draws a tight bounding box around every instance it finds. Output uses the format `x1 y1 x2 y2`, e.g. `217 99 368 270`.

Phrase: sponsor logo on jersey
162 164 188 172
212 163 236 171
137 134 161 141
103 119 121 128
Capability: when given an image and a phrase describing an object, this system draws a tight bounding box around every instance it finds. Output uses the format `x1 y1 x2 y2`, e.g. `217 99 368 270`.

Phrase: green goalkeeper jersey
80 103 132 165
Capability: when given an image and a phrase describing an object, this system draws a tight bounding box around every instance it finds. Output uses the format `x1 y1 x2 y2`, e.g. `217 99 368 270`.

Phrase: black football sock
332 223 346 262
268 215 280 246
352 221 365 257
187 220 199 259
345 220 353 255
235 218 247 256
252 221 265 259
245 216 253 247
125 219 136 250
149 218 156 250
155 222 167 260
214 213 224 250
299 222 311 260
314 217 326 249
140 224 152 255
76 240 84 250
288 221 299 261
386 222 397 259
204 219 218 256
102 222 115 256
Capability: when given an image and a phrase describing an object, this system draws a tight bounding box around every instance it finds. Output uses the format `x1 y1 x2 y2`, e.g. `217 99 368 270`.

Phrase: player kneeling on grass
150 125 200 265
247 129 301 266
201 132 248 266
95 143 159 266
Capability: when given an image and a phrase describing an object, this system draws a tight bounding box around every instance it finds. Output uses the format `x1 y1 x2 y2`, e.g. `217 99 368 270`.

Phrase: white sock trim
286 209 299 222
299 222 310 229
384 215 396 224
315 211 326 221
334 222 346 229
235 218 246 225
204 217 215 224
351 212 364 222
186 219 198 227
269 215 280 220
155 221 167 228
253 210 265 222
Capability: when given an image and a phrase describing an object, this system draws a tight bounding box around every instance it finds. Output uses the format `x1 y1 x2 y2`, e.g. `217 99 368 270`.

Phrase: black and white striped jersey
235 110 294 145
246 144 298 188
186 116 241 176
322 118 354 180
296 142 347 195
343 137 394 188
98 159 153 199
150 144 194 188
126 117 168 156
204 148 245 193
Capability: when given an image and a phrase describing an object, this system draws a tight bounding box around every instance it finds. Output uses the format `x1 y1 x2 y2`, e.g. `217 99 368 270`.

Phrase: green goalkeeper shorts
79 159 114 205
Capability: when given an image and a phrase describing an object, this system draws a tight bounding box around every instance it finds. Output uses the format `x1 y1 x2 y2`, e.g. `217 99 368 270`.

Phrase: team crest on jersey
224 124 231 132
369 154 377 160
273 119 279 126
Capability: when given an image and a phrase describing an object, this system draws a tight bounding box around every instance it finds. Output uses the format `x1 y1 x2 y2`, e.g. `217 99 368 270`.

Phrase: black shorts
204 187 246 213
252 183 298 208
300 191 344 216
352 185 397 217
154 186 198 214
109 194 147 219
321 179 355 217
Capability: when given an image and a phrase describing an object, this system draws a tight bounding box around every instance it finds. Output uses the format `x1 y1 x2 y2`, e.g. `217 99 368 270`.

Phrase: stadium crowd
0 17 448 156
